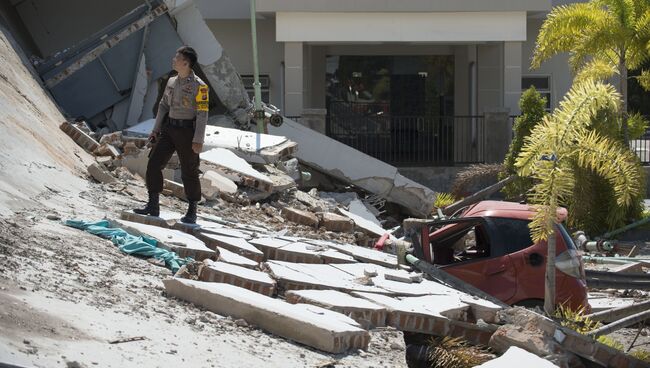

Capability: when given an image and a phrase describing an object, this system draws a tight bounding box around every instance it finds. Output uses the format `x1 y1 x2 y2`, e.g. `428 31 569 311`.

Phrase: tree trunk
544 227 557 315
620 57 629 144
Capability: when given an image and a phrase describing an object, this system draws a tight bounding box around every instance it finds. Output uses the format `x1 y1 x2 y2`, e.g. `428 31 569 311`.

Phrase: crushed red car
416 200 589 311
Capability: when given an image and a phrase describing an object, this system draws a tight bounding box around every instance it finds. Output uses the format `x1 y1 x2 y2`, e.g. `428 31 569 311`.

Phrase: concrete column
484 109 511 163
284 42 304 116
503 41 522 116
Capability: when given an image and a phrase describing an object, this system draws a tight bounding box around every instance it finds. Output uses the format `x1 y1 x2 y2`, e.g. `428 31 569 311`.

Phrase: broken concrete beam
60 121 100 152
281 207 319 227
164 278 369 353
249 237 292 260
197 233 264 262
163 179 187 201
87 163 116 184
119 209 183 229
199 260 275 297
113 219 216 261
474 346 560 368
285 289 387 329
200 170 238 200
94 143 121 158
218 247 259 269
201 148 273 192
267 118 436 217
202 125 297 164
319 212 355 233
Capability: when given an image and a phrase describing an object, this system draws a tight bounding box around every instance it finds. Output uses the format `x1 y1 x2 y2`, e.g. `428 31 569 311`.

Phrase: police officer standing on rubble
134 46 209 224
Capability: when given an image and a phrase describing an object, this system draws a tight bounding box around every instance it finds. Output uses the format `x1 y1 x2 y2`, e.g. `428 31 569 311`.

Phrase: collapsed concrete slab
201 148 273 192
285 289 387 329
267 119 436 217
200 170 238 199
192 221 253 240
249 237 292 260
275 242 324 264
197 233 264 262
217 247 259 269
199 260 275 297
113 219 216 261
337 208 389 239
307 240 398 268
264 261 379 295
281 207 319 227
202 125 297 164
163 278 370 353
319 212 355 233
120 209 183 228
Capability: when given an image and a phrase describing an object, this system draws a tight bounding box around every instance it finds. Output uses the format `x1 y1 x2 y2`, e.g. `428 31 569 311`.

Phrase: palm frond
574 59 618 85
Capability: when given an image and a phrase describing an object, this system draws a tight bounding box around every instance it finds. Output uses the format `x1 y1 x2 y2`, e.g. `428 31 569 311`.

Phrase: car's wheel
513 298 544 310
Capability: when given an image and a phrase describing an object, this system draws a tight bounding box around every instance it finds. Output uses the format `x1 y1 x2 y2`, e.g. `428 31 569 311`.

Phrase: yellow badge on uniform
196 85 209 112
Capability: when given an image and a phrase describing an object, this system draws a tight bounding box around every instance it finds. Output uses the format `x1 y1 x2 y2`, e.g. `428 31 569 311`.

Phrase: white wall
205 18 284 108
522 18 573 110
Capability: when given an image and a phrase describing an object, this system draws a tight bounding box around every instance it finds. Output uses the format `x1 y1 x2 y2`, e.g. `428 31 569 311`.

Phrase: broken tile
163 278 369 353
285 289 387 329
199 260 275 296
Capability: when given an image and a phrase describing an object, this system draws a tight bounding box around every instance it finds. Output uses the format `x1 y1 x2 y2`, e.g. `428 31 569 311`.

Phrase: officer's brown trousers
145 124 201 202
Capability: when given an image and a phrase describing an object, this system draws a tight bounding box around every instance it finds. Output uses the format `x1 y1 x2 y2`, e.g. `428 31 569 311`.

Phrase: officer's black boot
134 192 160 217
180 201 198 224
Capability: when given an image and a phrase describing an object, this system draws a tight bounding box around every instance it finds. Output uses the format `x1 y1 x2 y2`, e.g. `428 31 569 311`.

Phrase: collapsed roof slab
163 278 370 354
269 119 437 217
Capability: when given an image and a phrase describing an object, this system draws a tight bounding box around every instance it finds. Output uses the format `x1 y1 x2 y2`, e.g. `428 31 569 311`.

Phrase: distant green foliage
501 87 547 200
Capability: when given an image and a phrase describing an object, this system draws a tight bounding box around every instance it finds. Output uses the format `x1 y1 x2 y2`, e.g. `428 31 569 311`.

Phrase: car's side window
486 217 534 257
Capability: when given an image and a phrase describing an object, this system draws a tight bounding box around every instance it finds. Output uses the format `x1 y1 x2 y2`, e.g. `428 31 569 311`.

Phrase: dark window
241 75 270 103
485 217 534 256
522 76 551 110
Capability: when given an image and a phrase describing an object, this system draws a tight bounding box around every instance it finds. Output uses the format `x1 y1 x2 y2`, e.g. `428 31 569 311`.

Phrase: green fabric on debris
65 219 191 273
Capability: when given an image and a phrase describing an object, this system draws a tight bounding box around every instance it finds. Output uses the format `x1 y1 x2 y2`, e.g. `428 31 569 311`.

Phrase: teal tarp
65 219 192 273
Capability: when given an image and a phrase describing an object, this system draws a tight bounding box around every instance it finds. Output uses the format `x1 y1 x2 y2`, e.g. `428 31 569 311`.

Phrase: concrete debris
113 219 216 261
197 233 264 263
294 190 336 213
285 289 388 329
338 207 390 239
609 262 644 274
201 148 273 192
119 209 182 228
203 126 297 164
87 163 117 184
94 143 121 158
348 199 383 227
60 121 100 153
200 170 238 199
197 260 276 297
310 240 398 268
318 212 355 233
217 247 259 269
268 119 436 217
163 278 370 354
249 237 292 260
163 179 187 201
281 207 319 228
475 346 560 368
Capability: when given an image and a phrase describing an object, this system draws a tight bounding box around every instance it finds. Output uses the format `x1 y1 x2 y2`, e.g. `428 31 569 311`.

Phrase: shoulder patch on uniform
196 84 209 112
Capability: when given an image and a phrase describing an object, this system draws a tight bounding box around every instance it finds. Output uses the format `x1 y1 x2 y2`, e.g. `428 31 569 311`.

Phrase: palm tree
515 80 643 314
531 0 650 143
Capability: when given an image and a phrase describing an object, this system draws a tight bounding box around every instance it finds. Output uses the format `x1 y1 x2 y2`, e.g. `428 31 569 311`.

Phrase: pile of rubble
60 119 408 248
58 119 650 368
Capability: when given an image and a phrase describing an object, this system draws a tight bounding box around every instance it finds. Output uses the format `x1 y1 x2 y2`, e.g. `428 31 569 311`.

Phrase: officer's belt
167 118 195 128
